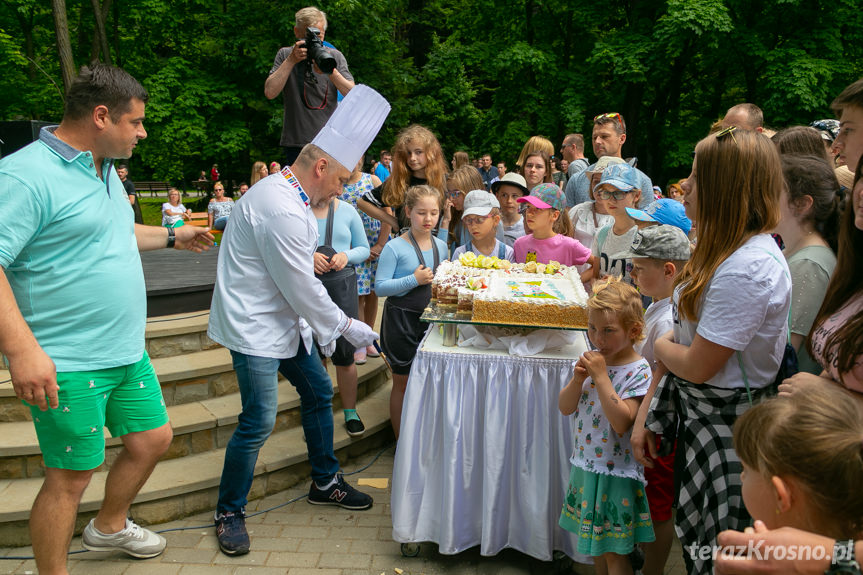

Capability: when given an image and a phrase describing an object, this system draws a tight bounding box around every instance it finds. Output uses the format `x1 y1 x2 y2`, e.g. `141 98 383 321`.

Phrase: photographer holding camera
265 6 354 166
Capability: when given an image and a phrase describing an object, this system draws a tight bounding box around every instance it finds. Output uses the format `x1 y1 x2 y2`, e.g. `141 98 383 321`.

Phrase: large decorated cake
430 252 589 328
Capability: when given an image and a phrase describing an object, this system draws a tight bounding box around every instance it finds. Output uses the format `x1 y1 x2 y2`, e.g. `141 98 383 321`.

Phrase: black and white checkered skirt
646 374 771 575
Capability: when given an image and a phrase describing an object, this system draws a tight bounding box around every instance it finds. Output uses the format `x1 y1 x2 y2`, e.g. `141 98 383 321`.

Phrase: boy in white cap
616 224 691 575
451 190 515 261
491 172 530 247
207 85 389 556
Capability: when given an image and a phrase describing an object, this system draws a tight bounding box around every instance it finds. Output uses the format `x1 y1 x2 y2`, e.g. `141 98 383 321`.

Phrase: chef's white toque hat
310 84 391 171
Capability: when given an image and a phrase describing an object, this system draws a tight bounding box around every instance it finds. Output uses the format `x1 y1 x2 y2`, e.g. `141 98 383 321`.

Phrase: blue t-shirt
315 199 370 265
374 234 447 297
373 162 390 182
0 127 146 371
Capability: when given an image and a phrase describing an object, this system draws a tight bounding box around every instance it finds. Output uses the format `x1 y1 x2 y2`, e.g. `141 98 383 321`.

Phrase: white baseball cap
462 190 500 218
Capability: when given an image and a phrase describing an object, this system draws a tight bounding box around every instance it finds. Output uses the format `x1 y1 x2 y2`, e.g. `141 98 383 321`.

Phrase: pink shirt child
809 293 863 393
513 233 591 267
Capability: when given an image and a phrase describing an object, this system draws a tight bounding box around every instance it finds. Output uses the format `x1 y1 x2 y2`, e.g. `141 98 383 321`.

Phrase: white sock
92 518 128 536
315 475 338 490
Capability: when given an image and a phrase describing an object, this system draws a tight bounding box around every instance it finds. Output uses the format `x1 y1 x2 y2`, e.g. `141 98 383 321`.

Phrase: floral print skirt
559 465 654 556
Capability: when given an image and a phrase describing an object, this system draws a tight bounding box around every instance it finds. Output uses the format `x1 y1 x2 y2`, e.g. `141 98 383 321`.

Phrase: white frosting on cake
475 272 589 308
433 260 574 282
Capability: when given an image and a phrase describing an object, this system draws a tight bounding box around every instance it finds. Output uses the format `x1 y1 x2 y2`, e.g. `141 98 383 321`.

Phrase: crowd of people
214 83 860 575
1 5 863 575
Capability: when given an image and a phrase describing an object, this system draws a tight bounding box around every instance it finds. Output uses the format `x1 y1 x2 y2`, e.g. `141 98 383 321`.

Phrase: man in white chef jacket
207 85 390 556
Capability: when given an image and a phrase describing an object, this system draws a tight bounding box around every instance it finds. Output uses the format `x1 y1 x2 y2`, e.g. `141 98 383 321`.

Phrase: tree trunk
90 0 113 64
14 7 36 82
112 0 120 66
405 0 431 69
51 0 76 94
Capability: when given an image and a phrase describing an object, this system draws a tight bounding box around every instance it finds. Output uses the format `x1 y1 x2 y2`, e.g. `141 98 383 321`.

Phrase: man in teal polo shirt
0 63 212 573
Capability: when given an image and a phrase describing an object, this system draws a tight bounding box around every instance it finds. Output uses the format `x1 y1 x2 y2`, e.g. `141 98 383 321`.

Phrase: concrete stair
1 347 236 422
0 311 393 546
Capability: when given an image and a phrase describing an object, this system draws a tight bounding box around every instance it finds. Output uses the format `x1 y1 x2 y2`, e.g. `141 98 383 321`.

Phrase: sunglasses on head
594 112 623 124
715 125 739 144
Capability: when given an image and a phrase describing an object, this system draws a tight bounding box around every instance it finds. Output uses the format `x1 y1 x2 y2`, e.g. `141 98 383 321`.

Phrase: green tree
2 0 862 190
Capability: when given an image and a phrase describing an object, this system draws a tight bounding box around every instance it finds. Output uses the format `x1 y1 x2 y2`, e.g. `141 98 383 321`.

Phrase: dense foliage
2 0 862 188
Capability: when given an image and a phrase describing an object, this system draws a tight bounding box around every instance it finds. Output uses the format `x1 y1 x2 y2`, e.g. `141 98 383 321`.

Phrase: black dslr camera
304 27 336 74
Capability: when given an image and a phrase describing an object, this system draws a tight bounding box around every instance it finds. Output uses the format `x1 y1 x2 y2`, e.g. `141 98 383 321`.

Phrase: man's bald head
292 144 352 207
722 103 764 132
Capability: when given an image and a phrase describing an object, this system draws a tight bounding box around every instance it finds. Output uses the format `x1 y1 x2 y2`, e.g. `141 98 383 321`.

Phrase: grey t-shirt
501 217 526 248
567 158 589 178
787 245 837 374
591 224 638 285
270 46 353 147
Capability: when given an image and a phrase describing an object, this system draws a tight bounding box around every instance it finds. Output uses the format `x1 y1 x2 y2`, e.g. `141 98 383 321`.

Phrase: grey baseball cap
462 189 501 217
612 224 691 261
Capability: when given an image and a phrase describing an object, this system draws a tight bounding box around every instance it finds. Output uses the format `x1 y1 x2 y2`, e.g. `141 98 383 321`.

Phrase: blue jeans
217 342 339 514
213 216 228 231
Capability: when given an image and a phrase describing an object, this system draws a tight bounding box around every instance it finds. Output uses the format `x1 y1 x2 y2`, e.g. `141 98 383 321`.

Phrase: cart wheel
400 542 421 557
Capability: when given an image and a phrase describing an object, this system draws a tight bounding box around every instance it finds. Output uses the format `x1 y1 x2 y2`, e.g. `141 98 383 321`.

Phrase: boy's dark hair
772 126 831 163
832 78 863 117
64 62 148 122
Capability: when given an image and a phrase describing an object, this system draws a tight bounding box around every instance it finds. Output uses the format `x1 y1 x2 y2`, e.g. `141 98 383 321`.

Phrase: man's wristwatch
826 540 862 574
166 226 176 248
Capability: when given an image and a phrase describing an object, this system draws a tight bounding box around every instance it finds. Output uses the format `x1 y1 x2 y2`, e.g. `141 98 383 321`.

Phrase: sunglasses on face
462 215 491 226
595 188 633 200
447 189 464 198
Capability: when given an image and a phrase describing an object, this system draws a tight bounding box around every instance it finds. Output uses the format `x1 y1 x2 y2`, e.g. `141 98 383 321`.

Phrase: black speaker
0 120 57 158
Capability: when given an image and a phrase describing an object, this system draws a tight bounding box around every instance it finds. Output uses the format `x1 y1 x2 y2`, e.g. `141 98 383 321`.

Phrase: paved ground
0 446 688 574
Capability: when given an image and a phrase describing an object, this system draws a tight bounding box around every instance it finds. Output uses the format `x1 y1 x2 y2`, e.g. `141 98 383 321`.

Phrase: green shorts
28 352 169 471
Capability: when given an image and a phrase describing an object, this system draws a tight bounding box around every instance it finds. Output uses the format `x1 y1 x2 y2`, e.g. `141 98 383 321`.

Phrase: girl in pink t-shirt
781 163 863 398
513 183 593 267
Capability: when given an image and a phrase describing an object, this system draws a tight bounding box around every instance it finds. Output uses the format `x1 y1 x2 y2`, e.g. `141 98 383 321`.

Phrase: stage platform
142 247 219 317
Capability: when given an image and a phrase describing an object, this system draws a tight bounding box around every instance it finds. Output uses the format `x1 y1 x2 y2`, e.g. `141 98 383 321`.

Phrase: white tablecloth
391 326 592 562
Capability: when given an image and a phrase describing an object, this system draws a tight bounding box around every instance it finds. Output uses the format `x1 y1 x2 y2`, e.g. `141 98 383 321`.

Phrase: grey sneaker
82 518 166 558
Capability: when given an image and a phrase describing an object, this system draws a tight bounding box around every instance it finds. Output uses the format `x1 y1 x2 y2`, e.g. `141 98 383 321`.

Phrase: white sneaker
354 349 367 365
82 518 166 558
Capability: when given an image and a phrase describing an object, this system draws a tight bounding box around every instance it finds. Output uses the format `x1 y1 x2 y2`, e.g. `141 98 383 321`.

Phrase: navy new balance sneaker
215 511 250 556
308 473 373 510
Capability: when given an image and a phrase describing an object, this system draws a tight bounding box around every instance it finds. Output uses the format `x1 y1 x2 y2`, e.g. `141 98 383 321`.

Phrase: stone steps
0 308 395 546
0 347 238 422
0 383 394 546
0 311 386 421
0 358 389 479
143 311 219 359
